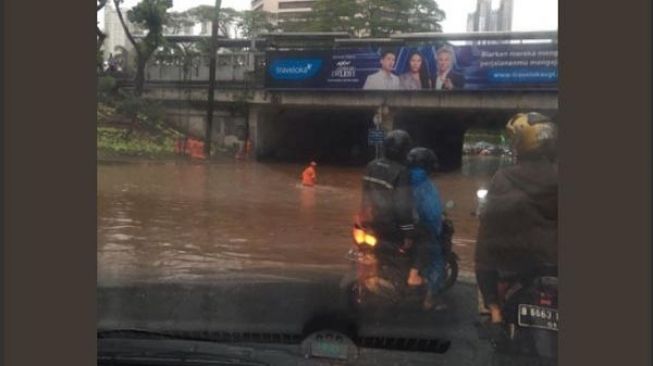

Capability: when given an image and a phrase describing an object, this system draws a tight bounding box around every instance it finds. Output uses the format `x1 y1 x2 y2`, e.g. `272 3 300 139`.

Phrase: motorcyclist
406 147 447 310
475 112 558 324
359 129 420 284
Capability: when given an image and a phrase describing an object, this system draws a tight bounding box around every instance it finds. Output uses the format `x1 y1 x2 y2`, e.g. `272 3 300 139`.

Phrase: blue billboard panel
265 43 558 90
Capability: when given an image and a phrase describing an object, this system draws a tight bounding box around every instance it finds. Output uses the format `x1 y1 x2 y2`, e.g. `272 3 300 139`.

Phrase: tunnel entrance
255 107 375 165
255 107 555 169
394 110 516 171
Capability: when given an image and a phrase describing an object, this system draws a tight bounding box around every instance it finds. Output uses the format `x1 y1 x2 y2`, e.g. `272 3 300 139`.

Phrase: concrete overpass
144 85 557 111
131 31 559 168
142 83 557 169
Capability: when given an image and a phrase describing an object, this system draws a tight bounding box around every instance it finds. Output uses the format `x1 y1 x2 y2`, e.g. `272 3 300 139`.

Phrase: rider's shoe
407 268 424 286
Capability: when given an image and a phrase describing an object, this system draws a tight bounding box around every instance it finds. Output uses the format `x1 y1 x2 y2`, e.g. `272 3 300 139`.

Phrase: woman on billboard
433 46 465 90
399 50 432 90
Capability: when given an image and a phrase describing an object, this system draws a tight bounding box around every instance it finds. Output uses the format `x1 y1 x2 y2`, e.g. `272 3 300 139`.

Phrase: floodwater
98 156 511 285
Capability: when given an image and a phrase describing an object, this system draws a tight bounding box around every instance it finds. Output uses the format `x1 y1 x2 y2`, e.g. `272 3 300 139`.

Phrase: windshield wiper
98 350 268 366
98 329 283 366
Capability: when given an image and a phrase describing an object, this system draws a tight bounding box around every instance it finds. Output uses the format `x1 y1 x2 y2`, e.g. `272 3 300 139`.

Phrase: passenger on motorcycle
475 112 558 324
406 147 448 311
359 130 420 284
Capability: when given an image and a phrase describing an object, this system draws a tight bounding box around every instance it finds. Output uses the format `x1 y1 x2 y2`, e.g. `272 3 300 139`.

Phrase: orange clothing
187 138 206 160
301 166 317 186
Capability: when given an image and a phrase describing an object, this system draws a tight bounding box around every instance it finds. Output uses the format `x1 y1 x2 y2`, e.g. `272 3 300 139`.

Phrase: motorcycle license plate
518 304 559 331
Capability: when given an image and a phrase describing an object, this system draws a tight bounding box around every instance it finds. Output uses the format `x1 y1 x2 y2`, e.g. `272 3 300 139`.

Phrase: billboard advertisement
265 43 558 91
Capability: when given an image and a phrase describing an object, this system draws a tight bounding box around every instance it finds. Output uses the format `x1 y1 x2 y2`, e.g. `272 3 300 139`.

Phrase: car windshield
97 0 558 364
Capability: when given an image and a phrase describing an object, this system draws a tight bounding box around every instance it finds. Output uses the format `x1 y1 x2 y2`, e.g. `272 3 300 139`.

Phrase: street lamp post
205 0 222 158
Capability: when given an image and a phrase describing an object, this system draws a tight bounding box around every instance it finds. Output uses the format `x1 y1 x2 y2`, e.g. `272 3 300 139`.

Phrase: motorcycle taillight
352 226 377 247
538 291 555 306
353 227 366 245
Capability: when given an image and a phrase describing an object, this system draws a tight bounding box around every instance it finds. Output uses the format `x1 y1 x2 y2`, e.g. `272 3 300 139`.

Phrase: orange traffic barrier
175 137 206 160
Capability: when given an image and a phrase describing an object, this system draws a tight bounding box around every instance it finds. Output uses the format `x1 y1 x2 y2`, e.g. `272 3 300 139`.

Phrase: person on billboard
363 50 401 90
399 51 432 90
433 46 465 90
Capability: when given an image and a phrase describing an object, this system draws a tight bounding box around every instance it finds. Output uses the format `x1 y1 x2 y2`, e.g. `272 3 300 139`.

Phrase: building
467 0 513 32
251 0 316 24
102 3 143 60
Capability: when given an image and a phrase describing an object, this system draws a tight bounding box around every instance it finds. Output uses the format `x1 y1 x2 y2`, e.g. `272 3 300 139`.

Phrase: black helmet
407 147 439 172
384 129 413 162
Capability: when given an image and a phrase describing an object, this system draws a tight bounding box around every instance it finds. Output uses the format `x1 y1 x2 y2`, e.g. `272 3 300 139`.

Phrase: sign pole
373 112 382 159
205 0 222 159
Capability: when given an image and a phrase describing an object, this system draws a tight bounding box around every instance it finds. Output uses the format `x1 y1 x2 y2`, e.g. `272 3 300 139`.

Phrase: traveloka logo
269 59 323 80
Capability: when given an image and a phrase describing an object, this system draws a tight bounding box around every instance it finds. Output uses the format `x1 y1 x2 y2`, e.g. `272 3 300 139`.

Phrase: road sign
368 128 385 145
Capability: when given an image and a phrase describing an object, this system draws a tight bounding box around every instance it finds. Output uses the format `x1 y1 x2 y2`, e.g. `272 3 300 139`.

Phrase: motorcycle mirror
445 200 455 210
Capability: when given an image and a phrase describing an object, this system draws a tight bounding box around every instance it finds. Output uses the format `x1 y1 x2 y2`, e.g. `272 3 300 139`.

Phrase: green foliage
97 48 105 69
236 10 277 38
169 6 240 38
465 129 507 146
282 0 445 37
165 11 196 34
114 92 166 130
97 126 181 158
97 103 117 124
126 0 172 58
98 76 118 102
304 0 362 34
185 4 215 23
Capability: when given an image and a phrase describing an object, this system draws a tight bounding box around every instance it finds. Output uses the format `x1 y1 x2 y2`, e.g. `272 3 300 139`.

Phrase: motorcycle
479 266 559 365
342 202 459 311
474 188 559 365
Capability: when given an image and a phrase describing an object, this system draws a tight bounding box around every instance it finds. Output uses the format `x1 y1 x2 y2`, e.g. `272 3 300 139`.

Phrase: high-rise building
467 0 513 32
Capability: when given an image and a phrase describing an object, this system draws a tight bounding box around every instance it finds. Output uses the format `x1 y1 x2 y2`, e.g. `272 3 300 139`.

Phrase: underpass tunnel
253 107 557 168
255 107 376 165
394 110 522 171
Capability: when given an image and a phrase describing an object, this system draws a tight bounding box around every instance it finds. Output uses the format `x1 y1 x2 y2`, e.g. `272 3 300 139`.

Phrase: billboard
265 43 558 91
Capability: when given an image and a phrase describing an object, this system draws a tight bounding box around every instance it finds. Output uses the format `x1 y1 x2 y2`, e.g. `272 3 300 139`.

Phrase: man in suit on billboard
433 46 465 90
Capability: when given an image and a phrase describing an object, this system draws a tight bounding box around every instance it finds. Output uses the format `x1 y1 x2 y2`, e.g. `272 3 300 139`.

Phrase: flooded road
98 156 510 285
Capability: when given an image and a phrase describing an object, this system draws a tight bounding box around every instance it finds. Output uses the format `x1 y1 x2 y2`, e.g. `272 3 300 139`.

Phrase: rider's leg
423 238 448 310
407 239 426 286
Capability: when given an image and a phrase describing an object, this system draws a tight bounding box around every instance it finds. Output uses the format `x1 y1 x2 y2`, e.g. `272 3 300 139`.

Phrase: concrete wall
145 87 558 111
248 106 288 159
164 107 247 152
146 54 250 83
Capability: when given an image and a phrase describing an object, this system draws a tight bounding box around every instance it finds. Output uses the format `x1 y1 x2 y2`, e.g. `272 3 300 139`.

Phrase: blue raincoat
409 167 445 293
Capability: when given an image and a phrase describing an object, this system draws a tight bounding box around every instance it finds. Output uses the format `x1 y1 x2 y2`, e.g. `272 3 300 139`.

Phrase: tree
285 0 445 37
113 0 172 95
182 5 239 38
397 0 446 33
235 10 277 38
97 0 108 72
290 0 363 35
165 11 195 35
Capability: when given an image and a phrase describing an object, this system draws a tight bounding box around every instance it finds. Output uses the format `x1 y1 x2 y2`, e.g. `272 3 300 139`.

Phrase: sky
99 0 557 33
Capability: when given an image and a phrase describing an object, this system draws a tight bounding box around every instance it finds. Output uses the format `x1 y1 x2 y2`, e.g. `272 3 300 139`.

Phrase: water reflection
98 157 503 285
461 155 514 177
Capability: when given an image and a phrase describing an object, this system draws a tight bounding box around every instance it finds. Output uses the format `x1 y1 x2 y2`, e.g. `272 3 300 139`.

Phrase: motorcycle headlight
476 189 488 200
